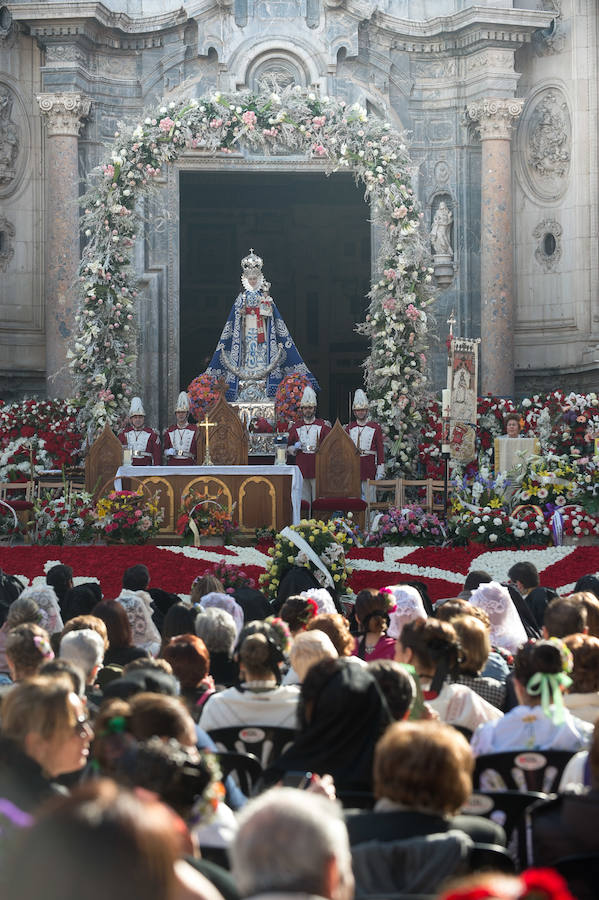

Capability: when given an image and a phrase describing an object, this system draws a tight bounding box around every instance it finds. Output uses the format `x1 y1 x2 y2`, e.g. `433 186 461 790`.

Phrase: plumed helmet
353 389 368 410
175 391 190 413
129 396 145 416
300 386 317 407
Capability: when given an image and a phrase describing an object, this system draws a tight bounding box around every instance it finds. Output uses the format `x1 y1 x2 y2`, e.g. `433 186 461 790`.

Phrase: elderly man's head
230 788 353 900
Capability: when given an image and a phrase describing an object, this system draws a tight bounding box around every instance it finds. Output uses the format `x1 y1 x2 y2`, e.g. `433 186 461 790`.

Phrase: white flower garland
71 85 433 469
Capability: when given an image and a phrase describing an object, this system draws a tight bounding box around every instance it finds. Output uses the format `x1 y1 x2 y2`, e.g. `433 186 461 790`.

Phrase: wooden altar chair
313 421 366 528
85 422 124 501
196 394 248 466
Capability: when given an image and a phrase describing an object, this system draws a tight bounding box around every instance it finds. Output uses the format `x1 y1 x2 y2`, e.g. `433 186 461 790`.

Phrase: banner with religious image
448 338 479 463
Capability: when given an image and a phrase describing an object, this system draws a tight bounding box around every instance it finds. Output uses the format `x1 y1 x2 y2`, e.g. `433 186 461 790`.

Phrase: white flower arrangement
70 84 433 463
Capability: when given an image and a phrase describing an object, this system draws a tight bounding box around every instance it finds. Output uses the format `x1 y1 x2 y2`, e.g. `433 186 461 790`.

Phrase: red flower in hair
521 868 575 900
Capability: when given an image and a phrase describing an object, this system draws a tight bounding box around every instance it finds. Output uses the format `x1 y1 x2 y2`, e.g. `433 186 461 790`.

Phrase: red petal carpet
1 543 597 601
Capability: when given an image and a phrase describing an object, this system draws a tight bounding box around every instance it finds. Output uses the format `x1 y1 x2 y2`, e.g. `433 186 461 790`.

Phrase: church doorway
179 170 371 423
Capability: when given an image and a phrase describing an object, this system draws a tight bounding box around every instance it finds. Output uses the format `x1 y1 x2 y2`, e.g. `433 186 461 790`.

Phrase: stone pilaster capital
465 97 524 141
37 92 91 137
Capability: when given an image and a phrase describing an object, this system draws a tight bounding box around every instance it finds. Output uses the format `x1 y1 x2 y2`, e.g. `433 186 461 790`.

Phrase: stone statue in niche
528 94 570 178
430 201 453 257
0 91 19 185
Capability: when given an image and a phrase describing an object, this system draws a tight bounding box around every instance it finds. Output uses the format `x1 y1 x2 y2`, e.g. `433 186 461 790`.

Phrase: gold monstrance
198 415 217 466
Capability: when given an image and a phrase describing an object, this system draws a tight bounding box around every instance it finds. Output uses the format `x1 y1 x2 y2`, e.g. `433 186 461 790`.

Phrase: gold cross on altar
198 416 217 466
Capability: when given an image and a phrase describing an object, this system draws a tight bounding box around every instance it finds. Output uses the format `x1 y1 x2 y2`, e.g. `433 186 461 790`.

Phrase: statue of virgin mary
205 250 318 402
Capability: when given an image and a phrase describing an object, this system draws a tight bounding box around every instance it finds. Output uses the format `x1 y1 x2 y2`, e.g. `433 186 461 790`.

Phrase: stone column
37 92 91 398
465 98 523 398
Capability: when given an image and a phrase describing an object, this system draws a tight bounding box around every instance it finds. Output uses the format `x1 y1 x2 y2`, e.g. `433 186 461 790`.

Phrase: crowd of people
0 556 597 899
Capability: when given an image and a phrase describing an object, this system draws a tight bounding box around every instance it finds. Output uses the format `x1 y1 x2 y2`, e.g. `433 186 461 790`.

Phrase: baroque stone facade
0 0 596 420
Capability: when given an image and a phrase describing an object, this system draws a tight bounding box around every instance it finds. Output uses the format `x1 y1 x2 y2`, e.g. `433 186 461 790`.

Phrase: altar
114 465 302 537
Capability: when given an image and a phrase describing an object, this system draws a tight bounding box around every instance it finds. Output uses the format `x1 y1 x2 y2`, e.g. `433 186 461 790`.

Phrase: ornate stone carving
45 44 89 67
465 51 515 73
533 1 566 56
0 91 19 186
434 160 450 185
0 216 15 272
517 87 571 202
0 4 15 44
37 92 91 138
527 92 570 178
465 98 524 141
533 219 562 272
411 59 457 79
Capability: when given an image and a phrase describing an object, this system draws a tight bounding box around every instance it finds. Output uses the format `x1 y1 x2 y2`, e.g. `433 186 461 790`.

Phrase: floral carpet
1 542 598 602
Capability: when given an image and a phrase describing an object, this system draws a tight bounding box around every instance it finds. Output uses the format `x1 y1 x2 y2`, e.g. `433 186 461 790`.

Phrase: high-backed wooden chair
196 394 248 466
86 422 124 501
313 421 366 528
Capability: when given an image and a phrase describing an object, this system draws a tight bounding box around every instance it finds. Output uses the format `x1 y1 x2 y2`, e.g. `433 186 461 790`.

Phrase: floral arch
72 84 434 473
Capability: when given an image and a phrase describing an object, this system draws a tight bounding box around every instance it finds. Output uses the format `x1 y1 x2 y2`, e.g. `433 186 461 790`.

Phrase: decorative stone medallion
533 219 562 272
0 84 28 198
518 87 571 202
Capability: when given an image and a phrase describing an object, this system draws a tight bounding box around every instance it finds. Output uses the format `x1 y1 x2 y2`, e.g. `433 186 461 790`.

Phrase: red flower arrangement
275 374 311 430
187 374 221 421
559 504 599 538
0 399 82 480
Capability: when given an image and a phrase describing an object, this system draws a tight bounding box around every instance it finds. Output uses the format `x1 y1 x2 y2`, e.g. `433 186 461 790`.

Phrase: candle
442 389 451 418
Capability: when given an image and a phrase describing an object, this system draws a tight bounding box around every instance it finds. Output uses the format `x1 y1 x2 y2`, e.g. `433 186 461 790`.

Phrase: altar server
287 386 331 504
163 391 197 465
118 396 161 466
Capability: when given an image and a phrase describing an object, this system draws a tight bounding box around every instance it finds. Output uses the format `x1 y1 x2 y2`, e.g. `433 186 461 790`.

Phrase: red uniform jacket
287 418 331 480
118 425 161 466
345 420 385 481
163 424 198 465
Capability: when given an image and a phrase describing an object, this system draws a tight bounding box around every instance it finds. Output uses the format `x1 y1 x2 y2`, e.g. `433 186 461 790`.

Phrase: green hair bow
526 670 572 725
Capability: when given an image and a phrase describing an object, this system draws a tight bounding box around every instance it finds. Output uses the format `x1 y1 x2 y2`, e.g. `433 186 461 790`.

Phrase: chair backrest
35 479 65 501
352 830 473 898
197 394 248 465
462 789 547 869
468 843 515 874
366 479 400 516
473 750 575 793
211 749 262 796
207 725 297 769
316 421 361 500
86 422 123 500
0 481 34 502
